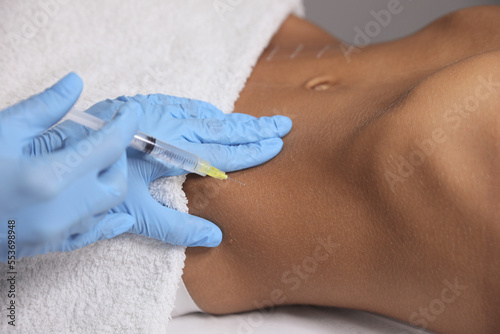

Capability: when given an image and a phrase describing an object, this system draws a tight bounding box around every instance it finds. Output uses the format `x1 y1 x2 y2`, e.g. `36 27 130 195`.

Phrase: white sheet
168 306 435 334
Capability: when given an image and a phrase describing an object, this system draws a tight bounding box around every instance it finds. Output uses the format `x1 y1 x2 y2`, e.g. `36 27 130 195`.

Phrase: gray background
303 0 500 43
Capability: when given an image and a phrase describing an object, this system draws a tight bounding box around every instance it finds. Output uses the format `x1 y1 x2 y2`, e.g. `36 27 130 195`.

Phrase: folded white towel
0 0 303 332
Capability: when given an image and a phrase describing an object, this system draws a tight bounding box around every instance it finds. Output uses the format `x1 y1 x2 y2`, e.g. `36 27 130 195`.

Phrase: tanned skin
181 8 500 334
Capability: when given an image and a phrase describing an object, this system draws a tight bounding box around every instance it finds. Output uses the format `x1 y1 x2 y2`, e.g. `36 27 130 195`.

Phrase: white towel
0 0 303 332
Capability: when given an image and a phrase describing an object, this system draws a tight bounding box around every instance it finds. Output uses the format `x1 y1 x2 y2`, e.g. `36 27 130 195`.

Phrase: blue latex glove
0 73 142 261
43 94 292 247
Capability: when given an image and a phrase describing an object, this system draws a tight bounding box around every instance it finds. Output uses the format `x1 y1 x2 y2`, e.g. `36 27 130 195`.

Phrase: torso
183 7 500 319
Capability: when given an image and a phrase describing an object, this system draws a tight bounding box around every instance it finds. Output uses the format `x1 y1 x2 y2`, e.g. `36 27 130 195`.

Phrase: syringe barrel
130 132 209 176
67 109 224 178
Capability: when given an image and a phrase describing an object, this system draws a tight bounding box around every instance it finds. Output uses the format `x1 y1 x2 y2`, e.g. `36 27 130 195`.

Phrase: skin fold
181 8 500 334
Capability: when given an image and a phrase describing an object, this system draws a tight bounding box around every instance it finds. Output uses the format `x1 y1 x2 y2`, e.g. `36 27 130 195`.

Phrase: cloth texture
171 279 201 318
0 0 303 333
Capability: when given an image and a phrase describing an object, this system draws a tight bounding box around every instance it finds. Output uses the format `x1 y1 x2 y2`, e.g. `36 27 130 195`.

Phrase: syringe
66 108 228 180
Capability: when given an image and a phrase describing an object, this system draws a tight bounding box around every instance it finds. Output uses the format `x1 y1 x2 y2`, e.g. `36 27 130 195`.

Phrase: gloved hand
0 73 142 261
41 94 293 247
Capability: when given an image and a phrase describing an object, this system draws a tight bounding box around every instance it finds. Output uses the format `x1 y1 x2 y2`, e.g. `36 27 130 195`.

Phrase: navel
304 76 339 91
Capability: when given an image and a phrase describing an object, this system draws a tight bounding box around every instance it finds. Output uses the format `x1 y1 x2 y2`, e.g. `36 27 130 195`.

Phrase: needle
227 177 246 186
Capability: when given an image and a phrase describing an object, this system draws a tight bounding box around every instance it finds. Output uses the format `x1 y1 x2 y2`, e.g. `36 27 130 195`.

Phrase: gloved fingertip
205 227 223 247
56 72 83 92
189 224 223 247
35 72 84 124
64 71 83 84
273 115 293 137
232 138 284 171
260 137 284 153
